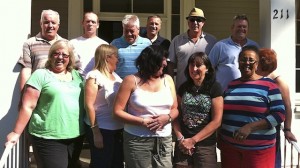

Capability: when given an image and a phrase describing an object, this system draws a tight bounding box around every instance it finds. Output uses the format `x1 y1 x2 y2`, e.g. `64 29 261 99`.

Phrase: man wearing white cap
168 7 217 89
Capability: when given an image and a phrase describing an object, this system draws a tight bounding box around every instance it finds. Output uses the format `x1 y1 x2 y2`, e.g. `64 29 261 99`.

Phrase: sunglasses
188 17 204 23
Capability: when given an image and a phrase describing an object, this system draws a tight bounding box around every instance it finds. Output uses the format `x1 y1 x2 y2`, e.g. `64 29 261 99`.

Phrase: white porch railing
0 141 19 168
0 133 29 168
0 130 299 168
283 136 300 168
281 122 300 168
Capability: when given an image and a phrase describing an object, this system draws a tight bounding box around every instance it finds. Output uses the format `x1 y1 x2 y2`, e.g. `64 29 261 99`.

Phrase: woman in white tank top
114 45 179 168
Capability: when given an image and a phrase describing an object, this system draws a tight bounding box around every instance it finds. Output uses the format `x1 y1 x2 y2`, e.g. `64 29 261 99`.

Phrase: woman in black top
173 52 223 168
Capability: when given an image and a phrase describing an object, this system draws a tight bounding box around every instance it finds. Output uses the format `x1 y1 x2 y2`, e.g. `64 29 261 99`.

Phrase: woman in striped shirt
219 45 285 168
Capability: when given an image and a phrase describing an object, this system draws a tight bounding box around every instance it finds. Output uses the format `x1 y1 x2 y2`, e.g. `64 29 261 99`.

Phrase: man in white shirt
70 11 108 77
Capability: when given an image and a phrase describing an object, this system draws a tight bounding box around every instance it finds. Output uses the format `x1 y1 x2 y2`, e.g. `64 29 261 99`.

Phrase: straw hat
186 7 206 20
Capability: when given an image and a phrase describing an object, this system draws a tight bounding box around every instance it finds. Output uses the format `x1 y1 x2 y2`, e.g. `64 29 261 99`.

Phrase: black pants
30 134 84 168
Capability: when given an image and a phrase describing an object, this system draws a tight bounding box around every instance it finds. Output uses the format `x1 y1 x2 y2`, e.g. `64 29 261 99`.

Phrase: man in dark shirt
141 15 170 51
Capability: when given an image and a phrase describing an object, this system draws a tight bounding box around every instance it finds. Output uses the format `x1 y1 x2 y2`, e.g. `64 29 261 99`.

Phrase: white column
180 0 195 33
260 1 297 166
259 0 296 107
0 0 31 163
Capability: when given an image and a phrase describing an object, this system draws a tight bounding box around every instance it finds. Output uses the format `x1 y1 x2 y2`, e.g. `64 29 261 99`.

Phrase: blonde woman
84 44 123 168
6 40 85 168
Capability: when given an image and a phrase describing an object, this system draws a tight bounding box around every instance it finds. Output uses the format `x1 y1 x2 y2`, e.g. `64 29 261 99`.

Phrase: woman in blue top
6 40 85 168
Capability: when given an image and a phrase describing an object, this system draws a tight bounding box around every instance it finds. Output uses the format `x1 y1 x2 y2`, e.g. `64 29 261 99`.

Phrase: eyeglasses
188 17 204 23
239 59 257 64
53 52 70 58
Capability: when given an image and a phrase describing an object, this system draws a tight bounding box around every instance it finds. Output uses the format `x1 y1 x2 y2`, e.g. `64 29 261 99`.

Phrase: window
100 0 164 13
98 21 123 43
85 0 180 44
171 0 180 39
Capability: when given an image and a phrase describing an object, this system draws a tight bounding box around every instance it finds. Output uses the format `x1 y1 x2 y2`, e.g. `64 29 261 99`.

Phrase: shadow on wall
0 63 22 156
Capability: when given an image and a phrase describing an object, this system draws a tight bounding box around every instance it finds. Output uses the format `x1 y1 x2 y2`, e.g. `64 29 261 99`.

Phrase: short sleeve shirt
84 70 124 130
27 69 85 139
18 33 66 72
111 36 151 79
178 81 222 145
208 37 259 91
168 31 217 89
70 36 108 77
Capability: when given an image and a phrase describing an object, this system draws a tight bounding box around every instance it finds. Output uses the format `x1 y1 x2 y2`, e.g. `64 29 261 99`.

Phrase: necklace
193 85 202 93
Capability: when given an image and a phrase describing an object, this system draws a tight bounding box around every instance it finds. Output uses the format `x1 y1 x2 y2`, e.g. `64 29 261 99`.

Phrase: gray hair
40 9 60 24
122 15 140 28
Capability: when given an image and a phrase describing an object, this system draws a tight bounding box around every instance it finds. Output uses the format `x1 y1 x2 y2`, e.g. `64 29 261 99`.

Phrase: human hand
285 131 297 142
178 138 196 155
233 125 252 141
147 114 169 131
92 127 103 149
142 117 155 127
6 131 21 146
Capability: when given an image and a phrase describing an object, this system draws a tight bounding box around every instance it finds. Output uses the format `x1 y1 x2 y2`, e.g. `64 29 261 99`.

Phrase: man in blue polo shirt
208 14 259 91
111 14 151 79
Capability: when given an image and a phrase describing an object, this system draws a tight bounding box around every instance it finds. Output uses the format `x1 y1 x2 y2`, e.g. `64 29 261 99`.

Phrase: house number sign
273 9 289 19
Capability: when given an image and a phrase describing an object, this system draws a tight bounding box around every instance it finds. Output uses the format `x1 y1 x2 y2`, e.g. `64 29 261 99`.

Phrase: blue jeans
85 124 124 168
123 131 173 168
30 134 84 168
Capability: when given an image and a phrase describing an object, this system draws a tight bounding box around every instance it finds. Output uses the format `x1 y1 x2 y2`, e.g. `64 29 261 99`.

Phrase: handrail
0 141 19 168
283 130 300 168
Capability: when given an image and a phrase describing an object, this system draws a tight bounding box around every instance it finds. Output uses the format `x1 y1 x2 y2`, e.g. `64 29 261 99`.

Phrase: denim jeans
123 131 173 168
85 124 124 168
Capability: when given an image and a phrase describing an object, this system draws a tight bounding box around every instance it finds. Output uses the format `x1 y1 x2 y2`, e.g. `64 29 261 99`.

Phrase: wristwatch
167 114 172 123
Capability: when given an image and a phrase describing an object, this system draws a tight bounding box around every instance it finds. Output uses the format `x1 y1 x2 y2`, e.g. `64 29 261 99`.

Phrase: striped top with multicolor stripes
220 77 285 150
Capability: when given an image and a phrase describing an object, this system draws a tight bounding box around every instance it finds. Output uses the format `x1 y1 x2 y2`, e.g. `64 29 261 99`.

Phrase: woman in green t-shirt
6 40 85 168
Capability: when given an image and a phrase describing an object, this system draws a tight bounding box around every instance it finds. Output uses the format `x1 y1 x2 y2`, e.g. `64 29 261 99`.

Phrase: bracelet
167 114 172 123
13 130 21 135
90 124 98 129
177 136 184 141
283 128 291 132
